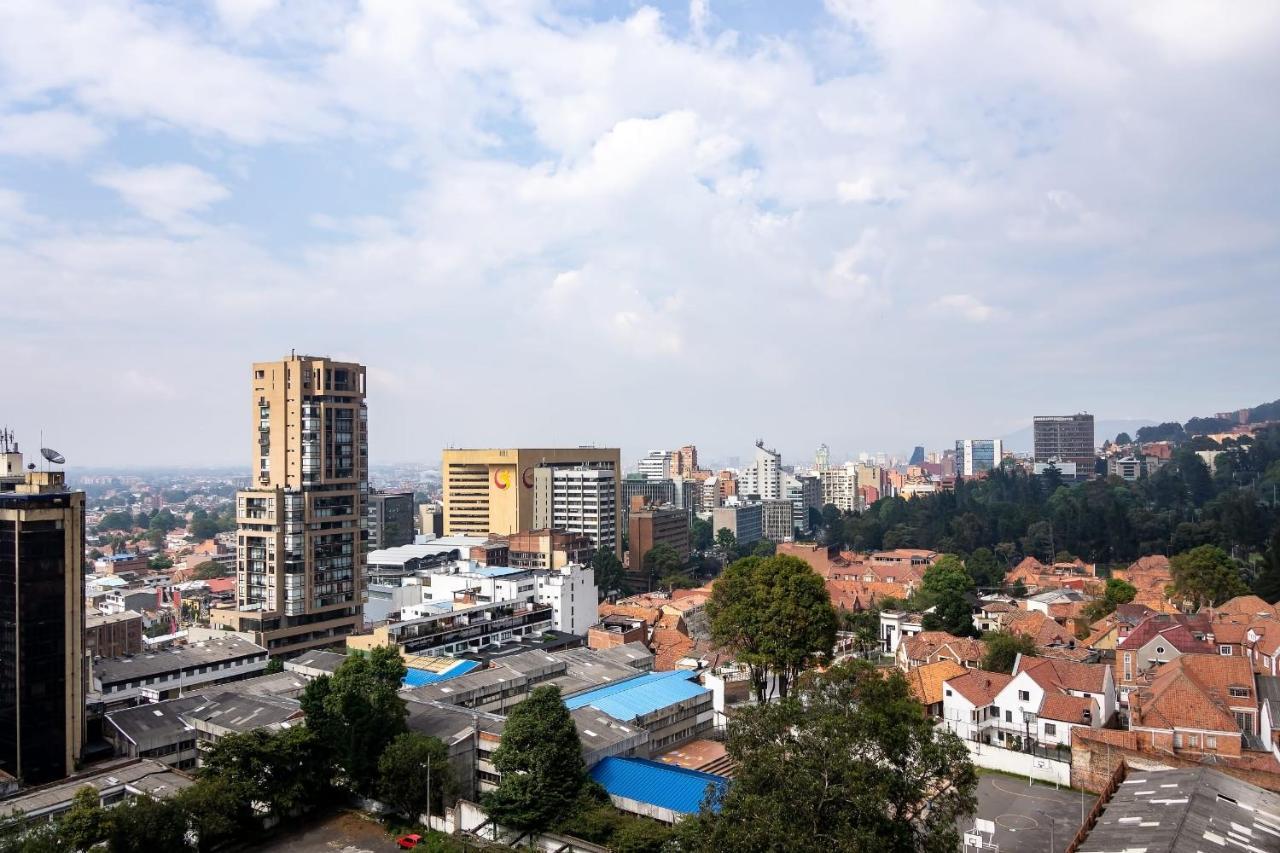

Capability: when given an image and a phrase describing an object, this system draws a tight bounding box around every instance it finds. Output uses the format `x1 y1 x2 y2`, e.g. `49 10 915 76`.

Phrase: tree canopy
980 631 1037 673
1170 545 1250 609
591 546 625 598
706 554 837 701
377 732 457 819
483 685 592 831
674 661 977 853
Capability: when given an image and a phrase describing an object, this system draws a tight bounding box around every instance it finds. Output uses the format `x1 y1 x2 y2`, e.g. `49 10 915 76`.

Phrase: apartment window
1229 686 1250 698
945 689 952 697
1174 733 1183 748
1044 723 1057 737
1187 734 1199 748
1018 690 1030 702
1235 711 1253 732
1005 710 1012 723
1123 653 1132 682
1220 645 1233 656
1155 646 1166 656
1206 736 1218 749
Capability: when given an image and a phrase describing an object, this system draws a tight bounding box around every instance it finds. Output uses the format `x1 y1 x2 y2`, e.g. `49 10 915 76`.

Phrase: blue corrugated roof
591 757 727 815
563 670 707 721
402 658 481 687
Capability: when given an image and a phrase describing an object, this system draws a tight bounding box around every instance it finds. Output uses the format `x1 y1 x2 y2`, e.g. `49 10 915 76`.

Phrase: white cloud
932 294 1006 323
213 0 278 32
94 164 230 229
0 110 106 160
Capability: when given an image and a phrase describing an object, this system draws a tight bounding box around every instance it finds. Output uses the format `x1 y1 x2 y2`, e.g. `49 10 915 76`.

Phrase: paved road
967 773 1096 853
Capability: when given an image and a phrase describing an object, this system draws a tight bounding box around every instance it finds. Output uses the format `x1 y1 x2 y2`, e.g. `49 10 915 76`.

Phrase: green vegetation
691 517 714 551
980 631 1037 673
641 543 685 590
591 546 626 598
707 554 837 701
190 560 231 580
915 555 978 637
378 733 457 819
835 427 1280 571
1082 578 1138 621
673 661 977 853
484 685 593 832
1170 545 1250 609
715 527 736 551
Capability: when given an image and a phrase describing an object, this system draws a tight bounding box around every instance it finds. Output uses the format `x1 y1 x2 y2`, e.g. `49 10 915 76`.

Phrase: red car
396 834 422 849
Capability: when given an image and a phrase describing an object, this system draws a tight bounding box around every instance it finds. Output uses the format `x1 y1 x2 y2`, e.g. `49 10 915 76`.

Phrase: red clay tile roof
1132 653 1256 733
1210 595 1278 621
1039 693 1097 724
906 660 967 707
944 670 1013 706
1114 613 1213 653
1017 656 1109 694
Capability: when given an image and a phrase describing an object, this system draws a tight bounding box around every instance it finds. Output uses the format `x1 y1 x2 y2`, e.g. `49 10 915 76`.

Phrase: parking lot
966 773 1095 853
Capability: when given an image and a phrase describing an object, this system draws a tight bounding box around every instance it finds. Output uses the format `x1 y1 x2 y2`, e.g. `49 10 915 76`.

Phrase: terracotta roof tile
1017 656 1110 694
907 660 967 707
1039 693 1097 724
944 670 1013 706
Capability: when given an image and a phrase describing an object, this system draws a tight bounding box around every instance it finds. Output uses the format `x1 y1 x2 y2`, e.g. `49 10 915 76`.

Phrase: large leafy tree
1082 578 1137 621
104 795 189 853
591 546 626 599
484 685 591 831
706 555 837 701
674 661 977 853
715 527 736 551
201 726 330 818
917 555 978 637
1254 527 1280 604
691 517 714 551
1170 545 1249 609
377 732 457 819
299 645 407 794
642 543 684 588
980 631 1037 673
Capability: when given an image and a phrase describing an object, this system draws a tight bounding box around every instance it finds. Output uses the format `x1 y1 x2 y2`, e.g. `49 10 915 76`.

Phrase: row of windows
103 656 263 692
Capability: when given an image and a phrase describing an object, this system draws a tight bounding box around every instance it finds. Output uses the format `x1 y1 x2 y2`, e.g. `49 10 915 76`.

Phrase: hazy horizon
4 1 1277 468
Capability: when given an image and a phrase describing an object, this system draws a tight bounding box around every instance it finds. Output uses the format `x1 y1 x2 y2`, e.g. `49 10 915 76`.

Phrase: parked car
396 834 423 849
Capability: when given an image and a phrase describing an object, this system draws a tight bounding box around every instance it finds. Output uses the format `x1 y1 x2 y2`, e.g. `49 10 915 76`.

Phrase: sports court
963 772 1094 853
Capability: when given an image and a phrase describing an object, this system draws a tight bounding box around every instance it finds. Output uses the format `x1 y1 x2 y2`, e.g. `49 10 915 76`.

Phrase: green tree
1170 545 1249 609
484 686 591 831
1008 578 1028 598
965 548 1002 589
177 775 250 852
674 661 976 853
752 539 777 558
691 517 714 551
591 547 626 598
57 786 109 851
148 555 173 570
201 726 330 818
264 657 284 674
707 555 837 701
1253 527 1280 603
980 631 1037 673
642 543 684 590
1115 432 1132 445
299 646 407 794
715 528 736 551
191 560 231 580
1083 578 1138 621
378 732 457 819
104 794 190 853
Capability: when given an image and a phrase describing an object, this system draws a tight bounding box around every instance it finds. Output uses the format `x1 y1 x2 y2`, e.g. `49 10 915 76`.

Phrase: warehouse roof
563 670 707 722
94 638 267 684
590 756 727 815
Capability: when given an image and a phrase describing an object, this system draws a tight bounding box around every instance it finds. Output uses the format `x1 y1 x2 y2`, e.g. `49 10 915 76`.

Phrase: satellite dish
41 448 65 465
26 463 35 470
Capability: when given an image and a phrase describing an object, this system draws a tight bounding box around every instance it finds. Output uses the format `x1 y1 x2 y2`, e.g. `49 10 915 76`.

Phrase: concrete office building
954 439 1004 476
620 477 676 530
1033 414 1095 477
637 450 673 481
761 499 796 542
786 475 822 534
443 448 621 543
673 446 699 477
507 529 596 570
627 499 691 591
212 355 368 655
367 490 414 550
712 504 764 547
0 440 86 785
737 441 782 500
532 465 619 555
820 464 859 513
418 503 444 538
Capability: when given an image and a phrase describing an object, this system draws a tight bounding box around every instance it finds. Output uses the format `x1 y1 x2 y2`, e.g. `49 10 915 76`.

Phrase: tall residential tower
213 355 368 655
0 435 85 785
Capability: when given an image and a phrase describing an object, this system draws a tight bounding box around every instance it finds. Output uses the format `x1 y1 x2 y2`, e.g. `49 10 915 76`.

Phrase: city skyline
3 1 1278 467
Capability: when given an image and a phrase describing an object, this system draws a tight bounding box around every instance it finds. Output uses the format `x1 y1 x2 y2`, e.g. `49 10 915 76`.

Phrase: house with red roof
896 631 986 672
1116 613 1214 701
939 669 1014 744
1128 654 1261 759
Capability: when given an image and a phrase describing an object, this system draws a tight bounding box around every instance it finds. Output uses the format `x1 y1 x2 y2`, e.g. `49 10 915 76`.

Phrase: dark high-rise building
0 437 85 785
367 490 414 550
1033 414 1096 476
909 446 925 466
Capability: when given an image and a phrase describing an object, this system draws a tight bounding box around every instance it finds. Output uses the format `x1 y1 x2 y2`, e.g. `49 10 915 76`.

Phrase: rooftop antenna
41 447 66 466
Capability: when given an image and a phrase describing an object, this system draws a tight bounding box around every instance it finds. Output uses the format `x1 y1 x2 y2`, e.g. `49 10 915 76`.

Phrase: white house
988 655 1114 747
880 610 925 654
940 670 1014 743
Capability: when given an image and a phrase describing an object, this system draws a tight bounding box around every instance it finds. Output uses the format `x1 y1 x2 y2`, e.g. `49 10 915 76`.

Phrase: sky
2 0 1278 469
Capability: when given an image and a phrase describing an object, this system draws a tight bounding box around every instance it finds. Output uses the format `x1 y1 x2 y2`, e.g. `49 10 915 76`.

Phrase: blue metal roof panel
402 658 481 687
563 670 705 721
590 757 727 815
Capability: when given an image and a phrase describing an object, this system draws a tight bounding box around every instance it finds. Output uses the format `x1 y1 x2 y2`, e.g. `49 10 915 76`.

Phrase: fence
959 738 1072 786
1064 760 1126 853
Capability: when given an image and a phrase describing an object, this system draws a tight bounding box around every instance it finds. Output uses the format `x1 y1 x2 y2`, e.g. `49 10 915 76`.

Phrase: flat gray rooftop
94 637 267 684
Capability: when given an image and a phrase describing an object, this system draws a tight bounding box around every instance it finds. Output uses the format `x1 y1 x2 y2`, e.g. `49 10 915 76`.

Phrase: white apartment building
738 441 782 500
819 463 859 513
637 451 673 481
404 561 598 636
532 466 618 554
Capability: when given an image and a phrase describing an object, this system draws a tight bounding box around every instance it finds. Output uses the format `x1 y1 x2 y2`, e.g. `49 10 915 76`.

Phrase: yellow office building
441 448 621 551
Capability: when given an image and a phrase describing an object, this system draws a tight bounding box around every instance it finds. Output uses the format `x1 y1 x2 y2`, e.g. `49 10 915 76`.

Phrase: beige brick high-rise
212 355 367 655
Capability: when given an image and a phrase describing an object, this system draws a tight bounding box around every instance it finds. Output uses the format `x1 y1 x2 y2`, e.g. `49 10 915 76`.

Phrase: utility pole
426 754 432 826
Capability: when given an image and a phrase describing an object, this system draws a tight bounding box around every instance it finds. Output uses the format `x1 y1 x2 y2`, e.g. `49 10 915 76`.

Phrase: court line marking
989 778 1075 804
995 813 1039 831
